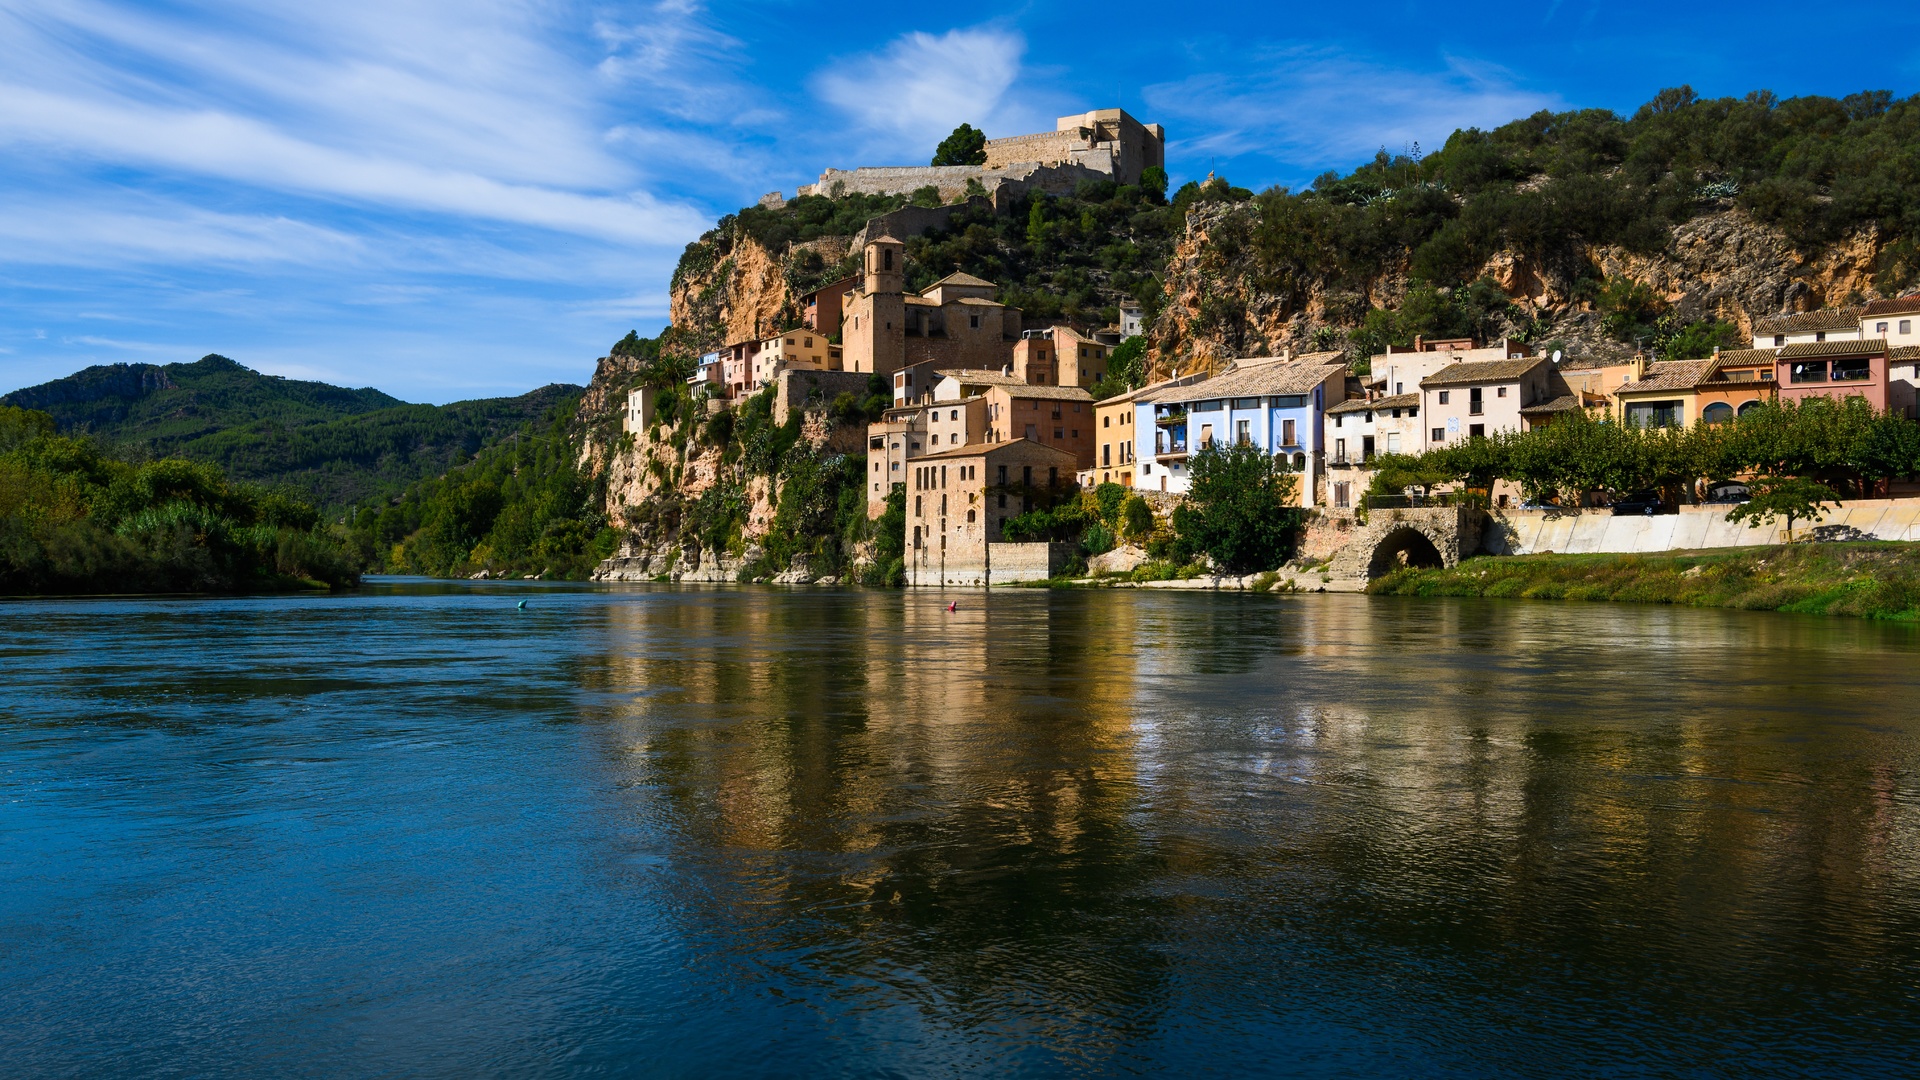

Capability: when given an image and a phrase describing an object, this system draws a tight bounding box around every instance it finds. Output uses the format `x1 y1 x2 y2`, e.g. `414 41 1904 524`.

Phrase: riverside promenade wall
1485 497 1920 555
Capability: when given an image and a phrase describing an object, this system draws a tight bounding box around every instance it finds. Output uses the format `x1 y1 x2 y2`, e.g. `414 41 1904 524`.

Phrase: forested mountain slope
3 355 582 509
655 87 1918 383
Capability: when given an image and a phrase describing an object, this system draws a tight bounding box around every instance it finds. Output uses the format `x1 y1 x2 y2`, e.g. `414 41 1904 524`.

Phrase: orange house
1694 347 1778 422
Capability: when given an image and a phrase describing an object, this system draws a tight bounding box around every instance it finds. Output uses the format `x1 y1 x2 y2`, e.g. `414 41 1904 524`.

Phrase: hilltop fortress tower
798 108 1165 203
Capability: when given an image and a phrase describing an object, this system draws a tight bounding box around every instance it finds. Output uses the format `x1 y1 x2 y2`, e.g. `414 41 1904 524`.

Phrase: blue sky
3 1 1916 403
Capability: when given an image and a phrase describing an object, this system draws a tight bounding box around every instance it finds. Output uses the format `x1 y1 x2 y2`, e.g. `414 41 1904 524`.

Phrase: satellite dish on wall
1552 350 1564 364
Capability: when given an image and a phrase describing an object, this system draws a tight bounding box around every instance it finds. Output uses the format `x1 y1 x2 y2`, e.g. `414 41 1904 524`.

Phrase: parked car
1610 490 1670 516
1704 481 1751 505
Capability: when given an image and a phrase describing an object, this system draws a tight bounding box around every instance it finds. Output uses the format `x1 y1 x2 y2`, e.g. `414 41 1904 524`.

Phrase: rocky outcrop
668 230 852 354
1148 202 1891 376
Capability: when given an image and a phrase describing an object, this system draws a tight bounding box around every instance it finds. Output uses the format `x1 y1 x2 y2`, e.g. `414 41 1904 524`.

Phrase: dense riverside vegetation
1365 398 1920 509
343 394 618 580
1372 544 1920 620
1254 87 1920 313
0 406 358 595
1 354 581 509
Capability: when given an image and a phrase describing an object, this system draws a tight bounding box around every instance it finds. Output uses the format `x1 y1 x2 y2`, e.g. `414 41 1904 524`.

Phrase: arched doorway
1367 526 1445 578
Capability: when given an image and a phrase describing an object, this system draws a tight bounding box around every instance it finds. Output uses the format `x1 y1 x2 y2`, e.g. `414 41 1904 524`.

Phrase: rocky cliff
1147 201 1891 377
668 229 852 354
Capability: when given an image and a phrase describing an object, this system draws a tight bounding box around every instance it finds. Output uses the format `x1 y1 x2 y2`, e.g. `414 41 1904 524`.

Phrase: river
3 581 1918 1077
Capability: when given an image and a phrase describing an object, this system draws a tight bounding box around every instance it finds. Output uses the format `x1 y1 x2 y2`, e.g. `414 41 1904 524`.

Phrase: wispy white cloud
813 27 1034 161
1145 47 1565 181
0 0 716 245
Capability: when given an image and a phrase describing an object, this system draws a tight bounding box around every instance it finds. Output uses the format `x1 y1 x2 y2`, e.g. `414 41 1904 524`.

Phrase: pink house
1775 339 1908 415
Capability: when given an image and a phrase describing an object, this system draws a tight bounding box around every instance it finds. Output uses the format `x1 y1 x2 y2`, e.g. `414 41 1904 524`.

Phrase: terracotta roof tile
927 272 997 289
1752 308 1863 334
1777 338 1889 359
996 383 1095 401
1327 393 1419 415
1712 348 1779 365
936 368 1023 386
1615 359 1719 394
1158 362 1347 404
1892 346 1920 361
1420 355 1549 388
1863 295 1920 318
1520 393 1587 414
913 438 1079 463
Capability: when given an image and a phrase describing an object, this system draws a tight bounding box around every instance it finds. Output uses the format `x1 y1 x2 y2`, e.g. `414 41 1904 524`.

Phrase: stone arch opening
1367 526 1445 578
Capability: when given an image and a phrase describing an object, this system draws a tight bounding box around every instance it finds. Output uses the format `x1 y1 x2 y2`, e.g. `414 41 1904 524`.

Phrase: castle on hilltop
794 108 1165 204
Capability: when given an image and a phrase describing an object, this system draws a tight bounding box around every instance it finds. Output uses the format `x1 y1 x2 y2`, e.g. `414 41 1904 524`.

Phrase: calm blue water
3 580 1919 1077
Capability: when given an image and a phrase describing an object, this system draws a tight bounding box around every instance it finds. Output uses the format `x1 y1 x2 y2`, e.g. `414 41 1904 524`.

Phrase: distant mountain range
3 354 580 511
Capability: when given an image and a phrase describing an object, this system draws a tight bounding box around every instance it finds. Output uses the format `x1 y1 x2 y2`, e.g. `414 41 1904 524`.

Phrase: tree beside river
0 406 358 595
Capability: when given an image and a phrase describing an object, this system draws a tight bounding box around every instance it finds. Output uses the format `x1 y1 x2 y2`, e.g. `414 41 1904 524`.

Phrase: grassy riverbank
1369 542 1920 620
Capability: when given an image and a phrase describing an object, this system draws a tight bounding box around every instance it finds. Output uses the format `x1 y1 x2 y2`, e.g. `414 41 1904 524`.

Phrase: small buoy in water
517 599 528 610
947 601 957 612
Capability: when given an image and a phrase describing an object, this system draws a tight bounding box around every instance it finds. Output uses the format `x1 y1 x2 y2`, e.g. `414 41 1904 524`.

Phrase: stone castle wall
802 160 1110 204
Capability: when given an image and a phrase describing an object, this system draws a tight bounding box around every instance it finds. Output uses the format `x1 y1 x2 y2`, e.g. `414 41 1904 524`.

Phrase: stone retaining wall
1486 497 1920 554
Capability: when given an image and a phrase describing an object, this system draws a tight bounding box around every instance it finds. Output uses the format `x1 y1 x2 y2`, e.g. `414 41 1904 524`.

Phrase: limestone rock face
1147 202 1891 379
668 230 851 355
1088 544 1147 575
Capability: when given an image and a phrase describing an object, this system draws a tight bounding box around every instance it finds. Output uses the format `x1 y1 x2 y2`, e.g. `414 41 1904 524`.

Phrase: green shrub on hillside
0 405 358 594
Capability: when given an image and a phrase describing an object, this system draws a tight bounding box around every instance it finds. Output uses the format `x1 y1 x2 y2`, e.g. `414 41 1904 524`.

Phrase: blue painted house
1133 357 1349 504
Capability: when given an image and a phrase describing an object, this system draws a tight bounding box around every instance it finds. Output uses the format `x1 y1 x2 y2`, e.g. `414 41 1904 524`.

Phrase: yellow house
1092 385 1148 487
1611 356 1720 429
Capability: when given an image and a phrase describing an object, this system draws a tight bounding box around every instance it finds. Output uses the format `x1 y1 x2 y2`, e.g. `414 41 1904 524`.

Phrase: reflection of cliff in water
577 589 1920 1069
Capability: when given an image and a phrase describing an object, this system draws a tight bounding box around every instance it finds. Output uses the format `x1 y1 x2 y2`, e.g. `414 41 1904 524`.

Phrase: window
1334 415 1343 428
1702 402 1734 424
967 509 976 523
1054 428 1064 439
1272 396 1306 409
1102 444 1111 466
1199 423 1214 446
1774 334 1786 346
883 249 893 270
1386 432 1401 454
969 314 979 328
1394 382 1403 395
1103 415 1110 428
1497 386 1507 398
914 495 922 515
1790 361 1828 384
1334 482 1351 508
1432 427 1445 442
1197 400 1222 412
1815 331 1827 342
1408 406 1418 417
1023 466 1032 487
1469 387 1483 415
1877 322 1890 334
1832 357 1871 381
1438 390 1450 404
1362 435 1375 461
1282 418 1296 445
1469 423 1485 438
1233 397 1260 409
950 409 959 420
1902 320 1913 335
1237 419 1251 445
1334 437 1346 462
1025 424 1038 440
1625 400 1682 428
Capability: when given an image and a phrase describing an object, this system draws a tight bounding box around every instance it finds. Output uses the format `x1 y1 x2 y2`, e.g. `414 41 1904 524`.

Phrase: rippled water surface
4 580 1920 1077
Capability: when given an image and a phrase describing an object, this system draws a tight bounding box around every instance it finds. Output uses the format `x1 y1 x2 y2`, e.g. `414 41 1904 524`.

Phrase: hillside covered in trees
1156 86 1920 369
2 355 582 510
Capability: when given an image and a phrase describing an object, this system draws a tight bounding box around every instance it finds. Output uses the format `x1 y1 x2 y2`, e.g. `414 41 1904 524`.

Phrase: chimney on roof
1414 335 1424 352
1283 346 1294 362
1629 353 1648 382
